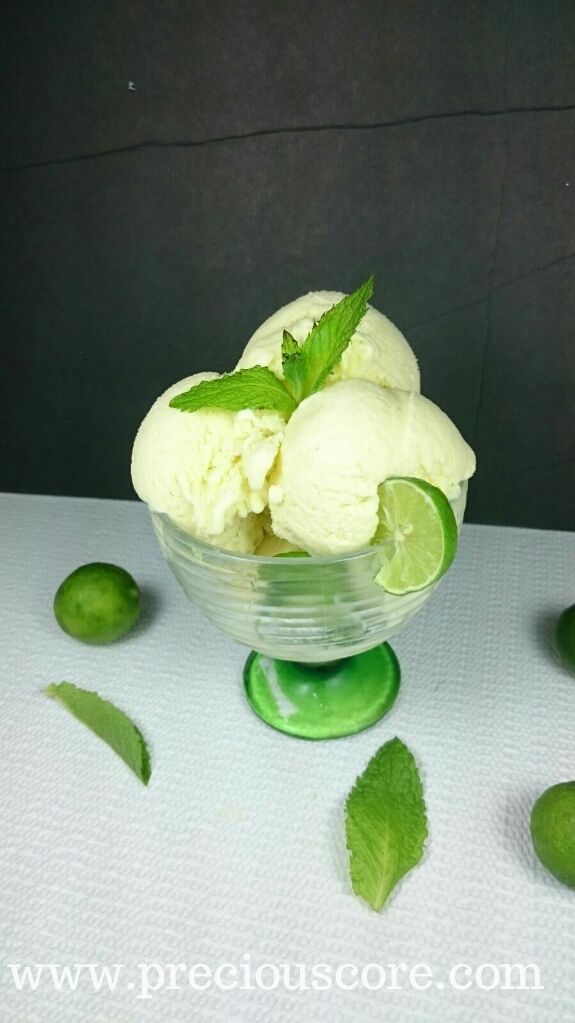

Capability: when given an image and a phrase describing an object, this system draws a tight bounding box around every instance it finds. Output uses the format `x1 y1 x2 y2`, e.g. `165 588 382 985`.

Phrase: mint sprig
280 329 307 403
281 330 300 363
169 365 296 416
45 682 151 785
345 737 427 911
170 276 373 416
282 275 374 403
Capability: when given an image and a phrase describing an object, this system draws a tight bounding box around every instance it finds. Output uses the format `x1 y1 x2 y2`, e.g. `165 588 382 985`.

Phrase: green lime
556 605 575 673
54 563 140 644
530 782 575 888
372 477 458 595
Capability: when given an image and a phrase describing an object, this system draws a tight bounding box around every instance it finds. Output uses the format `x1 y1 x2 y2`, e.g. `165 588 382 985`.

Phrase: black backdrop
1 0 574 529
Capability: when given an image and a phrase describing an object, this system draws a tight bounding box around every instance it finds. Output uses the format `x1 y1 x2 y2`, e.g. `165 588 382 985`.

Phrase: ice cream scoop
236 290 420 392
268 379 475 555
131 373 285 552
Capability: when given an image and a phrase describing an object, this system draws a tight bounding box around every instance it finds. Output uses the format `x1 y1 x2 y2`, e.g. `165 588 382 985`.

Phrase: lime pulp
373 477 458 595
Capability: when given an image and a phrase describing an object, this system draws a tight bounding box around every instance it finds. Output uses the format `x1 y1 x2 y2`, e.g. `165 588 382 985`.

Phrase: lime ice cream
131 284 475 556
267 381 475 555
237 290 420 392
131 373 285 552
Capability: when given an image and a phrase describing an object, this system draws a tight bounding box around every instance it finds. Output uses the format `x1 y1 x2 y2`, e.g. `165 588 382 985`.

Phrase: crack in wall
1 101 575 174
406 250 575 331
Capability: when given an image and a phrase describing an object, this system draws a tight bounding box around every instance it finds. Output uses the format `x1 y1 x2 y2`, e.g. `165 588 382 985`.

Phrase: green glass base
244 643 400 740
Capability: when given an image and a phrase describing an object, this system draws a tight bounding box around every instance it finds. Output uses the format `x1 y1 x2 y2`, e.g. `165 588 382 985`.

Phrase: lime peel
53 562 141 644
555 605 575 673
530 782 575 888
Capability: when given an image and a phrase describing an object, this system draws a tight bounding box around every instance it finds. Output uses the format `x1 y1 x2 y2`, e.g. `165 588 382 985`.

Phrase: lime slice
372 477 458 594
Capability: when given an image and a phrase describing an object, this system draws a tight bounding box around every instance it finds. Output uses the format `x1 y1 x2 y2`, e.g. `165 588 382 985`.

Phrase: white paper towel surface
0 492 574 1023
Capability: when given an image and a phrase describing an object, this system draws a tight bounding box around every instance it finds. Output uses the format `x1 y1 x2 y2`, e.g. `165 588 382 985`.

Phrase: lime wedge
373 477 458 594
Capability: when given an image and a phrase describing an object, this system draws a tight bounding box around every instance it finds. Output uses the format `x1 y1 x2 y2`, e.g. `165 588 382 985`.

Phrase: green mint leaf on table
169 365 296 417
282 275 374 403
44 682 151 785
345 737 427 911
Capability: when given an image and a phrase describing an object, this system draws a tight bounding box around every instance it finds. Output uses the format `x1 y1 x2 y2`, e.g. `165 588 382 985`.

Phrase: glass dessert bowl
150 483 467 740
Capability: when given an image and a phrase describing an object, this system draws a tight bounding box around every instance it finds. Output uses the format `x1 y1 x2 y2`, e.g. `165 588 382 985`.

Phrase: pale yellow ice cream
133 287 475 557
236 290 420 392
131 374 285 552
253 510 298 556
268 380 475 555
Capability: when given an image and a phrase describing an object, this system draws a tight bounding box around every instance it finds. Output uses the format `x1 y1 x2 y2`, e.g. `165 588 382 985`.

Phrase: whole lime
54 563 140 644
530 782 575 889
556 604 575 673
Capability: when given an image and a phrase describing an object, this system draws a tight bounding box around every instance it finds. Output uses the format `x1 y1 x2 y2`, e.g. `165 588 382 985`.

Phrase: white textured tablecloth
1 492 574 1023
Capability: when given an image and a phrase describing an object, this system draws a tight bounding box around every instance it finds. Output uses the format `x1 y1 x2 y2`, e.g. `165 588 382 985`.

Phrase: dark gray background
1 0 574 529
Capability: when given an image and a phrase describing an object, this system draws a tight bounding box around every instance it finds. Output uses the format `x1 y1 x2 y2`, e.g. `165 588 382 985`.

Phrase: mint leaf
169 366 296 416
283 276 373 402
44 682 151 785
281 329 300 363
345 737 427 911
281 330 307 401
170 280 373 416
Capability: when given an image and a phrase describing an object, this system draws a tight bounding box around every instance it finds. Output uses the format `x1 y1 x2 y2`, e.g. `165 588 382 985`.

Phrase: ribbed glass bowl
150 482 467 739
